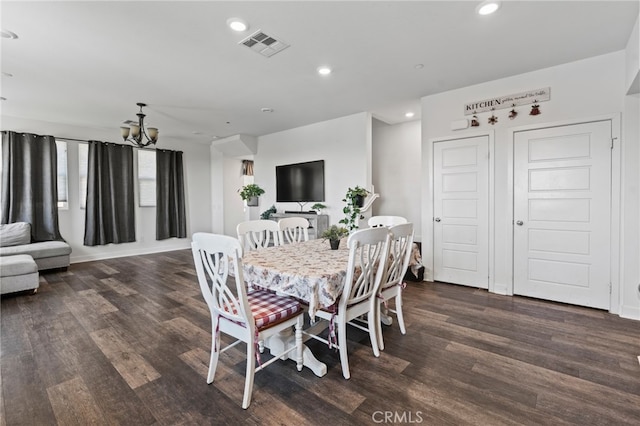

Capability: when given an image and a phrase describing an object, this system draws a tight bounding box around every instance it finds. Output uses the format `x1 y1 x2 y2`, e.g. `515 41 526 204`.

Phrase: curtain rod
2 131 180 153
54 137 180 153
56 137 154 150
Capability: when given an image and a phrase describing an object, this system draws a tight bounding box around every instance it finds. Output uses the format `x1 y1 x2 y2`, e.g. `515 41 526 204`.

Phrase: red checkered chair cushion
246 289 302 330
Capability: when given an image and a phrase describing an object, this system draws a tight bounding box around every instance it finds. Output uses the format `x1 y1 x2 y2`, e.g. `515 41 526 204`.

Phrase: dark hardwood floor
1 249 639 425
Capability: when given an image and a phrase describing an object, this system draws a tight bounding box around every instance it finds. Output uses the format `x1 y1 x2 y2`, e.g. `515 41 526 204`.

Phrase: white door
433 136 489 288
513 121 611 309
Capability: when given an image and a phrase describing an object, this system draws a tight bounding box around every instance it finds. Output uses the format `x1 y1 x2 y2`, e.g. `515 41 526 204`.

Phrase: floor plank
89 327 161 389
46 377 106 425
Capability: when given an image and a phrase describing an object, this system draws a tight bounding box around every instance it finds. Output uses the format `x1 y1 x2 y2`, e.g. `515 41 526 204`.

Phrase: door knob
516 220 524 226
434 217 441 222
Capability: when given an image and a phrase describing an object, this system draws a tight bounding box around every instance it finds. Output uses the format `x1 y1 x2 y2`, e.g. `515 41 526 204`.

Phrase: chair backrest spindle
237 220 280 252
277 217 310 244
382 223 414 290
340 227 391 311
192 233 253 330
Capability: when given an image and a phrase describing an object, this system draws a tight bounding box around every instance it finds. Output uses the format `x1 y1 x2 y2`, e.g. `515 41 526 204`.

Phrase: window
79 142 88 209
56 141 68 209
137 149 156 207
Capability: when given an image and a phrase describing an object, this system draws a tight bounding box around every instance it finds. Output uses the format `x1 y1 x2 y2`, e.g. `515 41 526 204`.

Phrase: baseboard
619 304 640 321
492 283 510 295
70 243 191 264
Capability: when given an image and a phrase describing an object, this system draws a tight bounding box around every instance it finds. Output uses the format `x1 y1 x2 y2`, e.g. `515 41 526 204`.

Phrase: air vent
240 30 290 58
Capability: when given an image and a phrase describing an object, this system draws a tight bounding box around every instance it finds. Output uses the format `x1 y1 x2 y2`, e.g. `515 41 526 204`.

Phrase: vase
247 196 259 207
354 195 365 207
329 239 340 250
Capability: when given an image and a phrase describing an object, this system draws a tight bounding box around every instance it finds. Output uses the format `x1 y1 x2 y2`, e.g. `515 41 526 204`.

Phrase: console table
270 213 329 240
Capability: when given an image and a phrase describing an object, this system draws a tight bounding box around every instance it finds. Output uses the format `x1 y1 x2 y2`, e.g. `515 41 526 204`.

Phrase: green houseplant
310 203 327 214
260 205 277 220
321 225 349 250
339 186 370 232
238 183 265 206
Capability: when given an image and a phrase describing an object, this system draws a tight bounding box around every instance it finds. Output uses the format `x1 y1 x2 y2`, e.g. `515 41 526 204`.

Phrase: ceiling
1 1 638 146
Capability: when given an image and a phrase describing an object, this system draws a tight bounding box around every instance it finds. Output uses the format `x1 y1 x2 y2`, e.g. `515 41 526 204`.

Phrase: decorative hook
488 108 498 125
530 101 541 116
470 111 480 127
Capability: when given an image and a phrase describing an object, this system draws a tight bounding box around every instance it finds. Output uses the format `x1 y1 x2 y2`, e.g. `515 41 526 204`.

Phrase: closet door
513 120 611 309
433 136 489 288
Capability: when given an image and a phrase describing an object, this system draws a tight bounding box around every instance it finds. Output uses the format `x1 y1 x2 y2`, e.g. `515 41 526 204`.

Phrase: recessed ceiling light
261 107 274 113
317 66 332 76
476 1 501 15
227 18 248 32
2 72 13 77
0 97 6 101
414 64 424 70
405 112 415 118
0 30 18 39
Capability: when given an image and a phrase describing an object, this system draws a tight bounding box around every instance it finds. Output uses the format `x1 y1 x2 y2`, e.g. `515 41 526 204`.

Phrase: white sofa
0 222 71 295
0 222 71 271
0 254 39 295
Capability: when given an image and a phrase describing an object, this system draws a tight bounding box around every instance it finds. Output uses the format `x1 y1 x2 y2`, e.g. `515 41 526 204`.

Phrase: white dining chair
191 233 303 409
277 217 310 244
304 226 390 379
376 222 414 351
236 219 280 252
368 215 408 228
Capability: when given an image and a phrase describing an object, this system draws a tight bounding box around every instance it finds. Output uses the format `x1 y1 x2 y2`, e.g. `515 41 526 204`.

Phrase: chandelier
120 102 158 148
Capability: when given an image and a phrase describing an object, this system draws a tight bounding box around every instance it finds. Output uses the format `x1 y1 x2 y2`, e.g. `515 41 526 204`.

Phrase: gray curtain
1 131 63 242
156 149 186 240
84 141 135 246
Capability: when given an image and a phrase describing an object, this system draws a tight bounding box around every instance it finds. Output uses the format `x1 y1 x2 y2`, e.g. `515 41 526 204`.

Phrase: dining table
242 237 351 377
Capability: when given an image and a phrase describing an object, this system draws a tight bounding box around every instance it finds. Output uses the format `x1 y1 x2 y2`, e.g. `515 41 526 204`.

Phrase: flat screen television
276 160 325 203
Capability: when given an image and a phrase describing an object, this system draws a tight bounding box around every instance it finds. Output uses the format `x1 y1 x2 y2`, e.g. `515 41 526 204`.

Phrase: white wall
421 51 639 319
209 147 225 235
222 156 249 236
622 92 640 319
625 14 639 94
2 116 212 262
238 112 372 230
372 118 422 239
622 14 640 319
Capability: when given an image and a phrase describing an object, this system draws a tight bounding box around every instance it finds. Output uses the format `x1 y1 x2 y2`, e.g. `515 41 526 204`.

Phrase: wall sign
464 87 550 115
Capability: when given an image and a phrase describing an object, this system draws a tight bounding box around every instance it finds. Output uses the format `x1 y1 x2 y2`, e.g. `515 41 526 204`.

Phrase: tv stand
285 210 316 214
270 213 329 240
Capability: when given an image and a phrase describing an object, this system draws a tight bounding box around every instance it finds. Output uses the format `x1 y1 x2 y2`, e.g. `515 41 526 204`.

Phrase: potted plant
260 205 277 220
321 225 349 250
238 183 265 206
339 186 370 231
350 186 369 208
310 203 327 214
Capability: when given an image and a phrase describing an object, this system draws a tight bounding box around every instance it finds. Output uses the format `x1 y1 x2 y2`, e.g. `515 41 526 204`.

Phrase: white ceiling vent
239 30 289 58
